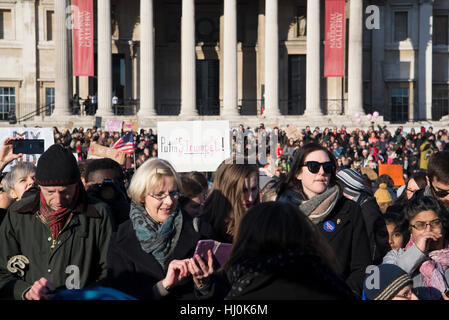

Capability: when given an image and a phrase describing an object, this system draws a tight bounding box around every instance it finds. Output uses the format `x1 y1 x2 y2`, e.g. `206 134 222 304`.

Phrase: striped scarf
39 184 80 241
405 237 449 299
129 201 183 271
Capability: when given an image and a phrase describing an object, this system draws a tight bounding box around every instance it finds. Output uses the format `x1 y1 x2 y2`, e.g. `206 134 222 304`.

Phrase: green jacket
0 192 114 300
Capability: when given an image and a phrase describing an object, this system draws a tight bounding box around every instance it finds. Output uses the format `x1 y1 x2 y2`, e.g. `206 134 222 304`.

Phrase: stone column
347 0 364 116
264 0 280 117
179 0 198 116
222 0 239 116
54 0 71 116
304 0 322 116
418 0 433 120
139 0 156 117
256 0 265 115
97 0 114 117
21 0 38 114
371 1 385 117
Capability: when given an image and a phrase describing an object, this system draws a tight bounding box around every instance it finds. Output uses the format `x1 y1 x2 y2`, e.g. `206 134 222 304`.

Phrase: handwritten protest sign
87 144 125 165
378 164 405 186
157 121 231 172
123 120 139 132
105 119 122 132
0 128 54 171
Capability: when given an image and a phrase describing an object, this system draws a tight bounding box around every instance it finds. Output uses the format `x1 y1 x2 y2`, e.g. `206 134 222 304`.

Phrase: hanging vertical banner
72 0 94 76
324 0 345 77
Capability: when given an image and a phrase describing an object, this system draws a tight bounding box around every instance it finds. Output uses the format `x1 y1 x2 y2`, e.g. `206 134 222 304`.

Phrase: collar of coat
14 187 100 218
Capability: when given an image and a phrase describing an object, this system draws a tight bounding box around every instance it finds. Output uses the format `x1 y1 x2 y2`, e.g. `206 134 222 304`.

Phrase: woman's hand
0 137 23 170
442 291 449 300
414 231 442 253
162 259 190 290
188 250 214 291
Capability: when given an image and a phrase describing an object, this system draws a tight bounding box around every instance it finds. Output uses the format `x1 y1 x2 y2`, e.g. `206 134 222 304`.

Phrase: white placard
0 128 54 172
157 121 231 172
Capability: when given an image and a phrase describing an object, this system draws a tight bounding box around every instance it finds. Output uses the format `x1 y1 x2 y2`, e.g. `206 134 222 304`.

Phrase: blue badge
323 221 336 232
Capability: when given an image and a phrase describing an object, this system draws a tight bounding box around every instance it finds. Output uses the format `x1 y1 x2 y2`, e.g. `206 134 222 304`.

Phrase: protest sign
87 144 125 165
95 117 102 129
123 120 139 132
0 128 54 171
361 167 378 181
157 121 231 172
378 164 405 186
105 119 122 132
285 125 298 139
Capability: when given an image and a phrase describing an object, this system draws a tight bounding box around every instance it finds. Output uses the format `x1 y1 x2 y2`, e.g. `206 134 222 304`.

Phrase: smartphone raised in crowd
194 239 233 267
12 139 45 154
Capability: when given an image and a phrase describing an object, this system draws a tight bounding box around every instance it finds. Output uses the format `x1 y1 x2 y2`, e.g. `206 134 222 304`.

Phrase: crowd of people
0 122 448 301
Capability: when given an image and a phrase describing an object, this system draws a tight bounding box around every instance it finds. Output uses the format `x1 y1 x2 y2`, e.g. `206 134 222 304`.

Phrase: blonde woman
106 158 214 300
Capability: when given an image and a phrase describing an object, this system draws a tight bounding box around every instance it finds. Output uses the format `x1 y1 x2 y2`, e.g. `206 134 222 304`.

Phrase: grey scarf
129 201 183 271
278 185 341 224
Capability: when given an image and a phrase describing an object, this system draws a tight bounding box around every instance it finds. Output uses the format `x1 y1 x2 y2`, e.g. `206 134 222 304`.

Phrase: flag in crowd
112 132 134 154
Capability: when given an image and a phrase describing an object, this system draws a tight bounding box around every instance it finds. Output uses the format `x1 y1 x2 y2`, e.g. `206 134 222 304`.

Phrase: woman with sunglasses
105 158 214 299
382 196 449 300
275 142 371 298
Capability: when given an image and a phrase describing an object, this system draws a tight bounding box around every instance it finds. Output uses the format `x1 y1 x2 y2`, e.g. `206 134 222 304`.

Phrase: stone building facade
0 0 448 128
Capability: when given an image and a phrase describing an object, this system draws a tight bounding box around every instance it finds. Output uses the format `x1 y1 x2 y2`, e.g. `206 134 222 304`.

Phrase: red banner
324 0 345 77
72 0 94 76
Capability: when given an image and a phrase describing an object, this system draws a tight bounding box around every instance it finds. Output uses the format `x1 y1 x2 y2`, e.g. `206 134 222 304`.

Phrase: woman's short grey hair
3 162 36 194
127 158 182 204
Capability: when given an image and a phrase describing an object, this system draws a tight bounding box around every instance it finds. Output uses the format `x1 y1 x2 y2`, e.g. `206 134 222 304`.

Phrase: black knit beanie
364 264 412 300
36 144 80 186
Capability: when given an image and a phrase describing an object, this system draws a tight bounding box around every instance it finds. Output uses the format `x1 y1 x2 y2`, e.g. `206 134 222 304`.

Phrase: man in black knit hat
0 144 115 300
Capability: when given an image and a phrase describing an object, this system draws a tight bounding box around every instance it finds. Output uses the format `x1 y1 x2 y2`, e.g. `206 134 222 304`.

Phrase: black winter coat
277 188 371 298
316 196 371 298
199 250 357 300
356 193 384 263
105 210 213 300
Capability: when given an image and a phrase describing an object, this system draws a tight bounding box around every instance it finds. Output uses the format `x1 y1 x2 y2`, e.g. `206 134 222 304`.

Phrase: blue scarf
129 201 183 271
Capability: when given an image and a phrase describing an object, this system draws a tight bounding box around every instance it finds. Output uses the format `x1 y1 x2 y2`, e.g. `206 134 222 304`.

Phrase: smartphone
194 239 233 267
12 139 45 154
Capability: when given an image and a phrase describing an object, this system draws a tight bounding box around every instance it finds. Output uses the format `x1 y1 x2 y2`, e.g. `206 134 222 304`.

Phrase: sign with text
105 119 122 132
0 128 54 171
324 0 345 77
157 121 231 172
72 0 94 76
87 144 125 165
123 120 139 132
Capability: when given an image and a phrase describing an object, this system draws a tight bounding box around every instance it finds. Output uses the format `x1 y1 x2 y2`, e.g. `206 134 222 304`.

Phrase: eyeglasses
150 191 182 201
302 161 334 174
430 181 449 198
410 219 442 231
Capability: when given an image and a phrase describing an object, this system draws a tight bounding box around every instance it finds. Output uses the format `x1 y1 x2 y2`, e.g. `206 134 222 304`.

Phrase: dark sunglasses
430 181 449 198
302 161 334 174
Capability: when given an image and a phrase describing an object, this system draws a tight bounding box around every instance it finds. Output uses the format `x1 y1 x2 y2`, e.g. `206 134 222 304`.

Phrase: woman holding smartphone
274 142 371 298
105 158 214 299
382 196 449 300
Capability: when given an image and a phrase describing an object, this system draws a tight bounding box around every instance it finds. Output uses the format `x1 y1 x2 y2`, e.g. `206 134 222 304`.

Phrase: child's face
386 222 404 250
